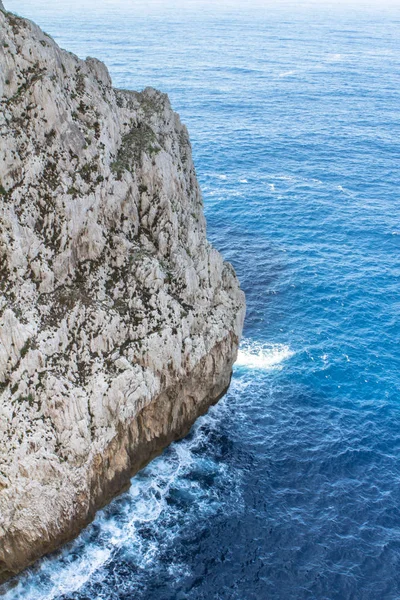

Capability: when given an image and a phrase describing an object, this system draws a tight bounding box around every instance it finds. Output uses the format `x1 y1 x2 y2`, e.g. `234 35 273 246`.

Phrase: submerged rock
0 7 245 583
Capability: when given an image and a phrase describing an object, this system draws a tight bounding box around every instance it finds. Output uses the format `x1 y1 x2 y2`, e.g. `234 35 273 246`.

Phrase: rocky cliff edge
0 7 245 583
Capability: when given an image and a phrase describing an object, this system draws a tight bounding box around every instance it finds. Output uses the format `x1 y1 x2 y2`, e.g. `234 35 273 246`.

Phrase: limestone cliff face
0 8 245 583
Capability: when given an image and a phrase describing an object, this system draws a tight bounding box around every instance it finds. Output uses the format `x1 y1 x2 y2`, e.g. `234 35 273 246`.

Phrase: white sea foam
274 174 322 186
276 174 296 181
327 53 343 61
3 544 112 600
236 341 294 370
45 547 111 599
337 185 354 197
1 396 239 600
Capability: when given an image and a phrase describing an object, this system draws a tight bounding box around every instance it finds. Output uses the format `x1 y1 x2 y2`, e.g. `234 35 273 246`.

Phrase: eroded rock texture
0 7 245 583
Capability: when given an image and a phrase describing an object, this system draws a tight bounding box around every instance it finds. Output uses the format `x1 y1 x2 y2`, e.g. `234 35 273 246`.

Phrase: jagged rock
0 8 245 583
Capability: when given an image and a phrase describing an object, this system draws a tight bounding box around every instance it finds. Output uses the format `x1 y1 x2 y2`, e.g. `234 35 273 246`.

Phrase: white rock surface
0 8 245 581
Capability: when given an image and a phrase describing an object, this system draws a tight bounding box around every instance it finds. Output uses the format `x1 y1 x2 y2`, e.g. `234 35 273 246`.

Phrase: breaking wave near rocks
1 394 244 600
1 336 290 600
236 340 294 371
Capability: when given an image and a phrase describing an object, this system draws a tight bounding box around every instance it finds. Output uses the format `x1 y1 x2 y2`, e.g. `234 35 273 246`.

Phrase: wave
1 396 240 600
326 53 343 61
337 185 355 197
236 340 294 370
279 70 296 77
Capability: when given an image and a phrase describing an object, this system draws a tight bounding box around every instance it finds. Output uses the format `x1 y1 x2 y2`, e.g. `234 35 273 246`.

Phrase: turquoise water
2 1 400 598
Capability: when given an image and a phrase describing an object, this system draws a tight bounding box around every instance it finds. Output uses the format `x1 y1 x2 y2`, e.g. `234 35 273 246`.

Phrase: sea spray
236 340 294 370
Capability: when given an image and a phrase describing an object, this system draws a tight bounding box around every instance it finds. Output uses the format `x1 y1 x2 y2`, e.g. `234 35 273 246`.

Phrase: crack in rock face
0 7 245 583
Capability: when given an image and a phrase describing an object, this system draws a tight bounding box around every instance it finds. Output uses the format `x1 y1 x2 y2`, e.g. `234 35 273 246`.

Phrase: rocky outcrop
0 7 245 584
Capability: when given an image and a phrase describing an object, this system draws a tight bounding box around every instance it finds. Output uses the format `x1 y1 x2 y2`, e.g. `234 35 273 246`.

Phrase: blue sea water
2 1 400 598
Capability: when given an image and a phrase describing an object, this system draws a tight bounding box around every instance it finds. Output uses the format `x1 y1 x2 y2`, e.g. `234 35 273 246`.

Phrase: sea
2 0 400 598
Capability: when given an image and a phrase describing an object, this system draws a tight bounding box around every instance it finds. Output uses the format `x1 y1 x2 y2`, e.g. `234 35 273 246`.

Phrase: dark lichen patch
42 159 60 191
5 12 27 36
75 68 86 96
79 160 98 183
136 90 167 119
76 156 104 193
44 128 56 145
20 338 32 359
111 123 160 178
0 245 11 290
67 185 79 198
16 393 35 407
93 121 101 139
0 181 8 196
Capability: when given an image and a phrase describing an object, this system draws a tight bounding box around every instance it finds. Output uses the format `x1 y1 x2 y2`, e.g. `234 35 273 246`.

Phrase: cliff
0 7 245 583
